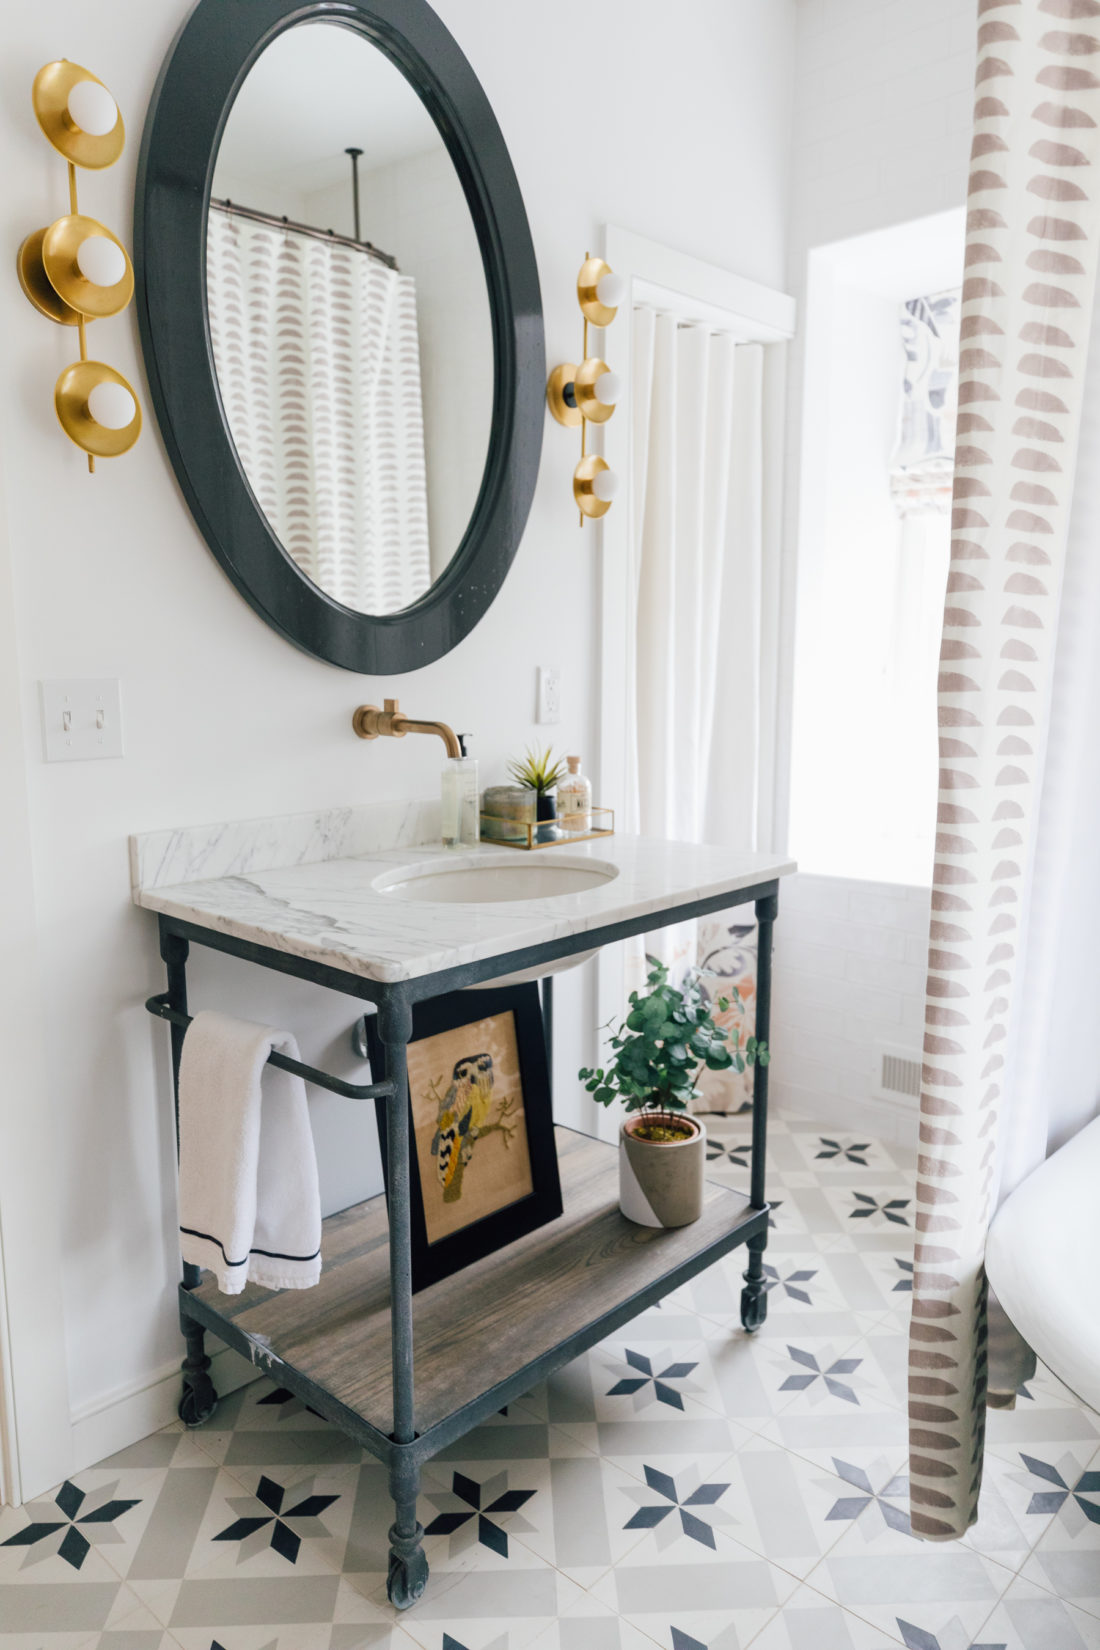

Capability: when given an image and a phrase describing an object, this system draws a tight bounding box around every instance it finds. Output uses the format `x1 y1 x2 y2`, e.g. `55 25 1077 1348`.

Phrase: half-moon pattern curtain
207 209 431 615
908 0 1100 1542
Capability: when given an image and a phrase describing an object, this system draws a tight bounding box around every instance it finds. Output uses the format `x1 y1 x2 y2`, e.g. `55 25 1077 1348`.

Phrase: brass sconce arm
352 698 462 759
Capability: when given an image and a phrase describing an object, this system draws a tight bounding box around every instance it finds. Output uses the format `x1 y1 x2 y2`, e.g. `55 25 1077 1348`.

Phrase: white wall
0 0 795 1491
774 0 976 1138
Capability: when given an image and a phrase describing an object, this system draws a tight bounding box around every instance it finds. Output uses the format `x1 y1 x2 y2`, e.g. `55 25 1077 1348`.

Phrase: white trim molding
0 446 74 1505
70 1343 256 1477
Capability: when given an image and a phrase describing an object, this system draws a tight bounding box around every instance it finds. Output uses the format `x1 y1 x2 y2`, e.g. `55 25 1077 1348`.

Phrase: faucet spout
352 697 461 760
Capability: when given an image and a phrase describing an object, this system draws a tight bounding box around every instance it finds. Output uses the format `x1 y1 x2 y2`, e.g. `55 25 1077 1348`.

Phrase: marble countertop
130 803 795 985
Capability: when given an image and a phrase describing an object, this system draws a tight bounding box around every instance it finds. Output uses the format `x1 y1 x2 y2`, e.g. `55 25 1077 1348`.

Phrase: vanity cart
134 822 792 1608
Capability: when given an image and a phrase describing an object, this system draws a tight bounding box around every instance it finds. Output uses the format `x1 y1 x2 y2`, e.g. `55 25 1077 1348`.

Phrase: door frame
0 445 74 1505
592 228 796 1117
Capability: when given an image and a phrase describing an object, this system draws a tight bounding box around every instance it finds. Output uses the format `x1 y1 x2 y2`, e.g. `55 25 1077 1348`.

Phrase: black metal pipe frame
154 878 779 1603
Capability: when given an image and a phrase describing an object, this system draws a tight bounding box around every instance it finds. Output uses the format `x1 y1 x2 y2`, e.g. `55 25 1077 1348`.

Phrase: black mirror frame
135 0 544 674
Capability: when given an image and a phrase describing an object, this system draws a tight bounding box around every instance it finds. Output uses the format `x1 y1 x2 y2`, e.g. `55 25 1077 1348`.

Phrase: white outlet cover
537 664 561 725
40 678 124 762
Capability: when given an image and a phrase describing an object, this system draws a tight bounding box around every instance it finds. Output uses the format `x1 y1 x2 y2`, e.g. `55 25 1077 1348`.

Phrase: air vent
875 1046 922 1103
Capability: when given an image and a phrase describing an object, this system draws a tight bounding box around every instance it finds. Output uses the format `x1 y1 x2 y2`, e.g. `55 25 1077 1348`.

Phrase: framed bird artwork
367 983 563 1291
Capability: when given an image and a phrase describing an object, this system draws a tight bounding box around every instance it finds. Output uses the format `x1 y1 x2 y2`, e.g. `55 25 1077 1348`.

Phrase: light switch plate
41 678 124 762
536 664 561 724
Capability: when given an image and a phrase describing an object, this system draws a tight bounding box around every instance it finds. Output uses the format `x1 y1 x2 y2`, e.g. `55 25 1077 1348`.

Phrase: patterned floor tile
192 1381 364 1472
757 1404 910 1482
1016 1438 1100 1620
587 1529 799 1650
710 1436 872 1580
423 1445 641 1589
805 1496 1015 1644
372 1567 588 1650
166 1576 409 1648
985 1365 1100 1465
528 1591 661 1650
748 1582 905 1648
975 1573 1100 1648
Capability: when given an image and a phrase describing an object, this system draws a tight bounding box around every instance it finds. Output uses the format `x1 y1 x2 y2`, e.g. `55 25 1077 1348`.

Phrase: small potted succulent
506 745 567 842
579 962 769 1227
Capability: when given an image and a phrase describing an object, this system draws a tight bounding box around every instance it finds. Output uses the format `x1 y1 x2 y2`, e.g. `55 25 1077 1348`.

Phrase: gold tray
479 805 614 850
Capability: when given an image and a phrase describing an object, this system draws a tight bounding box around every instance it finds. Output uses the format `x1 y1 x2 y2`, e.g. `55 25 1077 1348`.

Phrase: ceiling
214 21 443 197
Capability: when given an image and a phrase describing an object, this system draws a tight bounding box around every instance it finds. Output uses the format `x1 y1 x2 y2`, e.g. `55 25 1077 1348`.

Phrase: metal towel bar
144 992 395 1101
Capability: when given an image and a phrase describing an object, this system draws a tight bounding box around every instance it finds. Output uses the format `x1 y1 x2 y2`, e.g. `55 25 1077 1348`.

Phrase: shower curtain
206 209 431 615
627 307 764 1112
908 0 1100 1540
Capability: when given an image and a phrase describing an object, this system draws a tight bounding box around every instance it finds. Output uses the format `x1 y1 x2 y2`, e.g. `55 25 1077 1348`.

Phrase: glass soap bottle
557 756 592 835
442 735 480 849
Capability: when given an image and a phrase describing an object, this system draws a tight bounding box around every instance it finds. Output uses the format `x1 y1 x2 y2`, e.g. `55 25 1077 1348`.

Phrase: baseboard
70 1343 258 1476
773 1080 918 1147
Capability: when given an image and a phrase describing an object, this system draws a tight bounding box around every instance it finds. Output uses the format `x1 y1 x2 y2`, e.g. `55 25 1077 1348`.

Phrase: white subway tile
846 952 926 997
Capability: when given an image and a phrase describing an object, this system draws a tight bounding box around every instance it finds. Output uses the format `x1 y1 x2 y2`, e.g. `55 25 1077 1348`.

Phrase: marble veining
129 799 441 893
131 808 795 985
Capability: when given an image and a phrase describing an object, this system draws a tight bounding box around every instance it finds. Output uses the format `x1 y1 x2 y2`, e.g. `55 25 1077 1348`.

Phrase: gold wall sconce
546 254 624 522
17 61 141 473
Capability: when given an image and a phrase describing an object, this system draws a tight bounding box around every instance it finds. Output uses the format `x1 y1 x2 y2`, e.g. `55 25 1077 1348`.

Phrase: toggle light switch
40 678 124 761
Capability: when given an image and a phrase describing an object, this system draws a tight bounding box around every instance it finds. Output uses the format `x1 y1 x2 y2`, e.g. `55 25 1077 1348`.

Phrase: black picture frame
367 984 562 1292
134 0 544 675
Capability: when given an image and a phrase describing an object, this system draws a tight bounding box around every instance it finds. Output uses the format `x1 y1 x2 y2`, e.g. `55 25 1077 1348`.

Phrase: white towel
178 1009 322 1294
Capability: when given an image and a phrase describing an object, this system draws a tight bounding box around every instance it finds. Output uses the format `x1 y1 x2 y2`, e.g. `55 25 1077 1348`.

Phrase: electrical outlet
41 678 124 762
536 664 561 724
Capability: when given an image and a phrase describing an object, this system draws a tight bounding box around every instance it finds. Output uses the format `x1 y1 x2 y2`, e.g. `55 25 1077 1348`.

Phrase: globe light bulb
76 234 126 288
594 370 622 407
87 380 136 431
67 79 118 137
592 467 620 504
596 270 625 309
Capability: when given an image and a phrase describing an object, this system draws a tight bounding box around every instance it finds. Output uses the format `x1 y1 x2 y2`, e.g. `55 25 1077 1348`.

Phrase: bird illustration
430 1053 496 1203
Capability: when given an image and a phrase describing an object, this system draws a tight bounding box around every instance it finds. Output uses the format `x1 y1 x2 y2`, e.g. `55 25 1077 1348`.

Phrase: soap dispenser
442 734 479 849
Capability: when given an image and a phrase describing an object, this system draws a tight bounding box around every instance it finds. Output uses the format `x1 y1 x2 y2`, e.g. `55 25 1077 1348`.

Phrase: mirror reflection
208 22 493 615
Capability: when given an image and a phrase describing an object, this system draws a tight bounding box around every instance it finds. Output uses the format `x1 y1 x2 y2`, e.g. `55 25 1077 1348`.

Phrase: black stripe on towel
179 1226 321 1267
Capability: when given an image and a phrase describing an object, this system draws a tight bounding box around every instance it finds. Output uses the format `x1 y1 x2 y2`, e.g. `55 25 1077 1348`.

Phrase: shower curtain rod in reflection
208 198 398 270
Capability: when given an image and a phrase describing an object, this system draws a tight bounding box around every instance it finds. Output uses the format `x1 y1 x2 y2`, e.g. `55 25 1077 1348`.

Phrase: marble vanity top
130 802 795 984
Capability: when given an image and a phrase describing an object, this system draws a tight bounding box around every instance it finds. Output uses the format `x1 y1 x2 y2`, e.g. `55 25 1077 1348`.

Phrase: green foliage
506 744 568 794
578 960 770 1118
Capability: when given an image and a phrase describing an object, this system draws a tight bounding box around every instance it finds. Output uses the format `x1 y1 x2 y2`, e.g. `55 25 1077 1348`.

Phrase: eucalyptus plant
506 744 567 795
579 961 769 1130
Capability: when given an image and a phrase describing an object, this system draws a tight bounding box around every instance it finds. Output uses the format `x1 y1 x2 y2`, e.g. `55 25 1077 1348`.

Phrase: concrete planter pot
619 1113 706 1228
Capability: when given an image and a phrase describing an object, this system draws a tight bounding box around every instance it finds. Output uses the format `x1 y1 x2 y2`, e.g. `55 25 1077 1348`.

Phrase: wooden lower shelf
188 1126 758 1444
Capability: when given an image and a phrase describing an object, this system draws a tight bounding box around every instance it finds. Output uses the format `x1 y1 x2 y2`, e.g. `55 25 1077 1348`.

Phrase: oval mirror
136 0 543 672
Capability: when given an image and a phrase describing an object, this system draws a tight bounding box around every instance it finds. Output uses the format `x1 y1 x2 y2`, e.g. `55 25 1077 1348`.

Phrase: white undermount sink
373 853 620 905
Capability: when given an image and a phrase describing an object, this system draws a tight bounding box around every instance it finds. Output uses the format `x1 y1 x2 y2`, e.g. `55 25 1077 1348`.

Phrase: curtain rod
209 198 399 271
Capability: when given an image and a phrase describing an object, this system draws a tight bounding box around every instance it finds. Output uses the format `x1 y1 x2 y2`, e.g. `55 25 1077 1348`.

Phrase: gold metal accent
39 214 134 319
574 357 616 424
17 229 81 325
577 256 618 326
546 362 581 428
479 805 615 850
32 60 125 170
54 359 142 458
352 697 462 759
573 454 613 519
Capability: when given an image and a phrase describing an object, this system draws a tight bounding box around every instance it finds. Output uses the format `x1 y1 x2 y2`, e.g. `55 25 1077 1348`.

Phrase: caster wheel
740 1285 768 1333
387 1547 429 1609
178 1374 218 1427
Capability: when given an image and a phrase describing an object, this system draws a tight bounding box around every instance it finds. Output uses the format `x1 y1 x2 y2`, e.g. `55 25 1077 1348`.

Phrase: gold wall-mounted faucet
351 698 461 759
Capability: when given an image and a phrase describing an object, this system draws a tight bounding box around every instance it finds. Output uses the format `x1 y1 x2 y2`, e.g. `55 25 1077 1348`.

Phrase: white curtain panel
206 209 432 615
626 307 763 1110
908 0 1100 1542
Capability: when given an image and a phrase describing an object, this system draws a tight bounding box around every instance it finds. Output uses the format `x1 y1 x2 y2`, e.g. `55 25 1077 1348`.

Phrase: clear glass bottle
557 755 592 834
442 736 480 848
